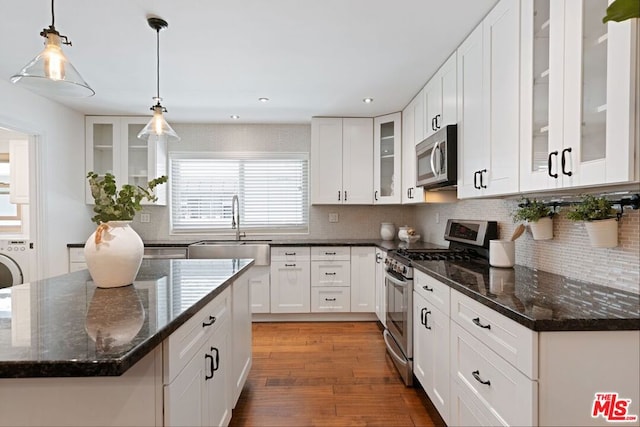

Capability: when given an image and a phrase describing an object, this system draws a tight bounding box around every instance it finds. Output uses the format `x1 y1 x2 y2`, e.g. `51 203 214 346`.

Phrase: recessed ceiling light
363 98 374 104
258 97 270 103
230 115 240 120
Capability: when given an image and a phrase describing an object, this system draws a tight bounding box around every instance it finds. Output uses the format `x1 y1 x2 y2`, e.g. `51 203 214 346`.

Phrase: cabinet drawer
450 289 537 378
310 246 350 261
311 260 350 287
163 286 231 384
311 287 350 312
69 248 86 262
450 321 537 427
414 270 450 315
270 246 310 262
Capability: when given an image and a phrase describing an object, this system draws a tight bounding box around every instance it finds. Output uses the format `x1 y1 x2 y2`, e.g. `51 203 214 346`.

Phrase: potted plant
512 198 554 240
84 172 167 288
566 194 618 248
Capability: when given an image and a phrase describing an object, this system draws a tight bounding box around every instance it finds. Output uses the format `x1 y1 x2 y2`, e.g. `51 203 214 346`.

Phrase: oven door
384 269 413 385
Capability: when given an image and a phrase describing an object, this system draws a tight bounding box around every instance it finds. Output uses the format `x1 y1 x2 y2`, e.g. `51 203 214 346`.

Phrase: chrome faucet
231 195 242 240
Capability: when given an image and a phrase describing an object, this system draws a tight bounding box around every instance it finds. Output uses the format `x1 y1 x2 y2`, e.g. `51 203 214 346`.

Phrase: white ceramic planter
528 216 553 240
584 218 619 248
84 221 144 288
380 223 396 241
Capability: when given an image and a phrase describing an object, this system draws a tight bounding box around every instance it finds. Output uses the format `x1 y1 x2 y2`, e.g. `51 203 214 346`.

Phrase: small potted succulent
512 198 554 240
84 172 167 288
566 194 618 248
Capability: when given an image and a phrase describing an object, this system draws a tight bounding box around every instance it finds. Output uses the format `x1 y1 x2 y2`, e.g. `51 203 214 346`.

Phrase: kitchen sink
187 241 271 265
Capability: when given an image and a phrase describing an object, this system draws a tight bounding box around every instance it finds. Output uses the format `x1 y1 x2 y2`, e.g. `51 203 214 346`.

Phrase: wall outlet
328 213 339 223
140 213 151 223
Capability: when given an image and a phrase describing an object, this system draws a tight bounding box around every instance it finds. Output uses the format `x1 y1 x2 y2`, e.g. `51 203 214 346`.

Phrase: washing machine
0 240 35 288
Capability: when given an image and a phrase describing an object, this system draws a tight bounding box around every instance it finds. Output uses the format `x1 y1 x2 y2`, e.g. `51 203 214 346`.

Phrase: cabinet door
373 112 402 204
374 249 386 325
342 118 373 204
206 324 232 427
164 347 208 427
248 266 270 314
350 247 375 312
424 78 441 139
270 261 311 313
8 139 29 204
86 117 121 203
481 0 520 196
562 0 637 187
232 274 252 406
311 118 344 204
311 260 350 287
456 25 486 199
402 90 424 204
440 53 458 131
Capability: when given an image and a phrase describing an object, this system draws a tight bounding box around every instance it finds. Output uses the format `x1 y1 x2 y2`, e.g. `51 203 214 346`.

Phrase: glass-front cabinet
520 0 638 192
373 112 402 204
85 116 167 205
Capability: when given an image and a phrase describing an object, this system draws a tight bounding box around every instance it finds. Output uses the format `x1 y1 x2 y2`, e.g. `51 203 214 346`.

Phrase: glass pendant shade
11 32 94 97
137 104 180 142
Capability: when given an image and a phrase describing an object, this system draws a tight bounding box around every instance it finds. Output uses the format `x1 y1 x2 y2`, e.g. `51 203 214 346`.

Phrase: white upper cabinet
9 139 29 204
424 53 457 139
402 89 425 204
374 112 402 204
457 0 521 199
85 116 167 205
520 0 638 192
311 117 373 204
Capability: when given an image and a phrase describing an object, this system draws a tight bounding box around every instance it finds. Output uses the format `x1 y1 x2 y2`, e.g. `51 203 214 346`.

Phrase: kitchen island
0 258 254 426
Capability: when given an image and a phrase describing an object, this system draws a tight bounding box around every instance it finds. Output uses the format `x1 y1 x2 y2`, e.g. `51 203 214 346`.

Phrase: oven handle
383 329 409 367
385 271 410 287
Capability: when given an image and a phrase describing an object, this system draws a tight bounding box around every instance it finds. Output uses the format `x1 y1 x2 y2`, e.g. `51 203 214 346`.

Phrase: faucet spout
231 195 241 240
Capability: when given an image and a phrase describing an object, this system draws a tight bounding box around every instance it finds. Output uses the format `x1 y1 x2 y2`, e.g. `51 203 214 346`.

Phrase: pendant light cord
50 0 55 27
156 27 160 101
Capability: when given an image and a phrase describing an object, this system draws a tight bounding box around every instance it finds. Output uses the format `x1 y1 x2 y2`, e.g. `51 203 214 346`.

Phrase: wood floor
229 322 445 427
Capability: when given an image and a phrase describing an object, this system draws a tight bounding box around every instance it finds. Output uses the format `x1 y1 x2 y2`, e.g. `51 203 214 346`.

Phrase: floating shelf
596 104 607 113
540 125 549 134
129 145 148 150
596 33 608 45
380 135 395 141
540 69 549 79
94 145 113 150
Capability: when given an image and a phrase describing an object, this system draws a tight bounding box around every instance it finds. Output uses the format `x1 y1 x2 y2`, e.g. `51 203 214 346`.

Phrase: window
170 153 308 234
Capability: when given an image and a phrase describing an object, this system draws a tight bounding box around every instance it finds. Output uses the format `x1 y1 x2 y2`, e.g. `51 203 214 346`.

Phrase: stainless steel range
383 219 497 386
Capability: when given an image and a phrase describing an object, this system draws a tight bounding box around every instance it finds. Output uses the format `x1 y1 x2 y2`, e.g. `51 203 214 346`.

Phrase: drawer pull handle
472 370 491 386
325 252 336 255
424 310 432 330
205 353 214 380
422 285 434 292
285 252 296 256
420 307 428 326
202 316 216 327
325 297 337 302
472 317 491 329
284 263 296 267
211 347 220 372
325 272 337 276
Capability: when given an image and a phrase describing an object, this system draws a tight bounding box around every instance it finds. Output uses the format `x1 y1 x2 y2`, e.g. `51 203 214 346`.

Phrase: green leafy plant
512 198 554 223
603 0 640 23
566 194 616 222
87 172 168 225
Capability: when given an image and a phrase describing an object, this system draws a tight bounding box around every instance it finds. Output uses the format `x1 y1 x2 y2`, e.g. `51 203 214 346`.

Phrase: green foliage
603 0 640 23
87 171 168 225
512 198 553 223
566 194 616 222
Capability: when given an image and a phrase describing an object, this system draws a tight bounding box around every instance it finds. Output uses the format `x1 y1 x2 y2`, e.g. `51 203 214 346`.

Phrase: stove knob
402 266 407 275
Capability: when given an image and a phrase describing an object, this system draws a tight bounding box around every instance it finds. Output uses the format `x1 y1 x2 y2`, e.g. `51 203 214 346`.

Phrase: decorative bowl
401 234 420 243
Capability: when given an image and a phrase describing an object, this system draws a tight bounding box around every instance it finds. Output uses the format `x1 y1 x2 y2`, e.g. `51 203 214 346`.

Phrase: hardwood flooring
229 322 445 427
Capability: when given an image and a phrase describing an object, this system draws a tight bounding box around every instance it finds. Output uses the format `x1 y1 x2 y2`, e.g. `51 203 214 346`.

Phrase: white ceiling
1 0 497 124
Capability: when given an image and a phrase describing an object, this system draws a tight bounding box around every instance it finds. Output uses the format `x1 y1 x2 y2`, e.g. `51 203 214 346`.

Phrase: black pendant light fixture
137 17 180 142
10 0 94 97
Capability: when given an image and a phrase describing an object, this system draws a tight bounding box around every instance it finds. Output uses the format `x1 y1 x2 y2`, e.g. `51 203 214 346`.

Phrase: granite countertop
0 258 253 378
67 239 439 251
413 260 640 332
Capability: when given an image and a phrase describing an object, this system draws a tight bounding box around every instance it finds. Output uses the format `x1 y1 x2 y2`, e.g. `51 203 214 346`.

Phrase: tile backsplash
415 198 640 294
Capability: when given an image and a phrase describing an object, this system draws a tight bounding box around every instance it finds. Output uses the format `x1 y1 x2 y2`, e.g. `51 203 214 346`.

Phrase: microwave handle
430 141 441 177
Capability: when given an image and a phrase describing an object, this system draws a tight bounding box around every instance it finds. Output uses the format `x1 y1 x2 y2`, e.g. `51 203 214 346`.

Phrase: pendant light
10 0 94 97
137 17 180 143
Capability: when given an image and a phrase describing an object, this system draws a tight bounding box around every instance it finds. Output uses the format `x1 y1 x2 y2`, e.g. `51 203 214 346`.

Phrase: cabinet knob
422 285 434 292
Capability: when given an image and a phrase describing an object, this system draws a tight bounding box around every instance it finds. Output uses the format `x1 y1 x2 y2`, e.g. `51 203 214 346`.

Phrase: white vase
528 216 553 240
380 223 396 240
84 221 144 288
584 218 618 248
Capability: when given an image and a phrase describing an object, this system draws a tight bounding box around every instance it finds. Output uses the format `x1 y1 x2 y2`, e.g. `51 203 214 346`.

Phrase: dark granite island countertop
413 260 640 332
0 258 253 378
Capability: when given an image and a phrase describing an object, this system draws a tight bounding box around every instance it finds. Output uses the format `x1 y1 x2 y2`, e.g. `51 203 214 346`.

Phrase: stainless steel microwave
415 124 457 189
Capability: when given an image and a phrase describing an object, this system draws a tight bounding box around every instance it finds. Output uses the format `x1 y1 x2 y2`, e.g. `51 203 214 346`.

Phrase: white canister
397 226 410 240
489 239 515 268
380 223 396 241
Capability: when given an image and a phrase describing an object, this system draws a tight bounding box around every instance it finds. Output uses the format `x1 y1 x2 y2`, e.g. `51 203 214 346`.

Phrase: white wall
0 79 93 279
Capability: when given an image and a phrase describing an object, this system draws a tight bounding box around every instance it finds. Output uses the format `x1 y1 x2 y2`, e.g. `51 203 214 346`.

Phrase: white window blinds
170 153 308 233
